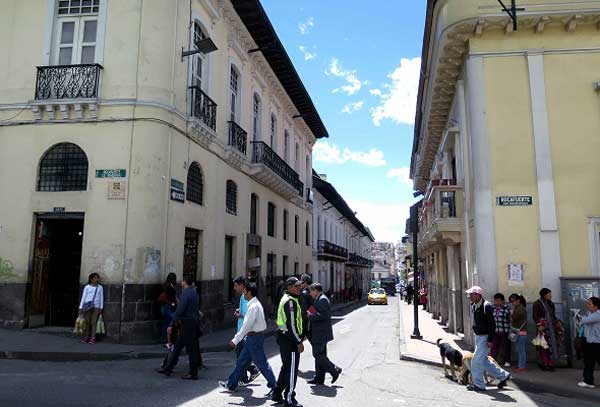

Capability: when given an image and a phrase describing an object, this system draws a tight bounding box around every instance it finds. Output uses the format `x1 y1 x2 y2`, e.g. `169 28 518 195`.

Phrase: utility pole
410 202 422 339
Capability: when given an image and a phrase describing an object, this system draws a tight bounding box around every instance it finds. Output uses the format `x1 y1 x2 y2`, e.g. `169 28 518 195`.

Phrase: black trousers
236 340 259 382
312 341 337 382
276 334 300 404
166 319 199 377
583 342 600 385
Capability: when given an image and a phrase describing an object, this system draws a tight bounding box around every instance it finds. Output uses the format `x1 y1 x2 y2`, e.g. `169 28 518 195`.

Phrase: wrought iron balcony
228 121 247 155
35 64 103 100
317 240 348 261
417 185 464 251
251 141 304 197
348 253 374 268
189 86 217 131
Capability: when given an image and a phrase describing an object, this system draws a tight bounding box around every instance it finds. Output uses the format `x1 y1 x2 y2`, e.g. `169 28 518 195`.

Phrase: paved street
0 297 595 407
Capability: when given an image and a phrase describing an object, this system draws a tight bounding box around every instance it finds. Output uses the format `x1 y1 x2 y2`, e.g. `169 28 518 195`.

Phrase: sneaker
219 380 234 392
248 371 261 383
578 382 596 389
504 362 511 368
497 374 511 389
466 384 486 392
167 344 175 352
88 337 96 345
80 337 88 344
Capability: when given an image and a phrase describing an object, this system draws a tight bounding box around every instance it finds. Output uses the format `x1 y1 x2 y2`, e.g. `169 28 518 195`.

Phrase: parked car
368 288 388 305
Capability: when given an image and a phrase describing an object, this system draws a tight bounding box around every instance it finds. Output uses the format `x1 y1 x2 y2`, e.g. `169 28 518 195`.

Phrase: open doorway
29 213 84 327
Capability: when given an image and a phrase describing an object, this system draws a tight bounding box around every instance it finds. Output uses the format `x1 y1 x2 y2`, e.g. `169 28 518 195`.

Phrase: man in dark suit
306 283 342 385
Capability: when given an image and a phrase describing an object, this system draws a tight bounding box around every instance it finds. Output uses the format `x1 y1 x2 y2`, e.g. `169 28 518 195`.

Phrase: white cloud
386 167 413 188
371 57 421 126
299 17 315 35
326 58 366 96
341 101 364 114
313 141 386 167
299 45 316 61
348 200 411 242
369 89 382 96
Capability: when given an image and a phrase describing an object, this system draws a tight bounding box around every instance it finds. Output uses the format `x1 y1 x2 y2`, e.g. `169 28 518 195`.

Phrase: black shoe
307 378 324 385
331 367 342 384
497 375 511 389
271 390 284 404
156 368 171 377
284 401 303 407
466 384 486 392
265 388 275 398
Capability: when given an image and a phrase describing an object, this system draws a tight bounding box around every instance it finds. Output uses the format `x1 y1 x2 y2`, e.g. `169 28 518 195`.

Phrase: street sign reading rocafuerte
496 196 533 206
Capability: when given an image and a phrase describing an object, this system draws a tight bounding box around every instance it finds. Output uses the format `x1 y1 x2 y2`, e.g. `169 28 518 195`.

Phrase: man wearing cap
271 277 305 407
466 285 511 391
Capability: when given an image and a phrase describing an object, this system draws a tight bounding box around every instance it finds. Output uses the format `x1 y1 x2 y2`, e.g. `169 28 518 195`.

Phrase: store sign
95 169 126 178
170 178 185 203
496 196 533 206
53 207 65 213
107 181 127 200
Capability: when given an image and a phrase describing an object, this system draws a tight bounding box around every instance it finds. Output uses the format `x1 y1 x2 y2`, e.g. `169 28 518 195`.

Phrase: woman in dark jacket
532 288 564 371
159 273 177 344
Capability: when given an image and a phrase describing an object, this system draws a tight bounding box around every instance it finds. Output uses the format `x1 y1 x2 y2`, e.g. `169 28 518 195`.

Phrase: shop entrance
29 214 84 327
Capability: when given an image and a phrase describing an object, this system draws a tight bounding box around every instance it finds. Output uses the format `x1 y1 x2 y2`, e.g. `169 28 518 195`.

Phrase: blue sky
261 0 426 242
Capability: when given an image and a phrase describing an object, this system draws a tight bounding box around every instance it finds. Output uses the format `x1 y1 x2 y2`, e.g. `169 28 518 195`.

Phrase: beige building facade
0 0 327 342
411 0 600 346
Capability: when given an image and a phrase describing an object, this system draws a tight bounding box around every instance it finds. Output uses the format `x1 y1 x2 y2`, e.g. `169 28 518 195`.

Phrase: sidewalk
397 299 600 403
0 299 363 362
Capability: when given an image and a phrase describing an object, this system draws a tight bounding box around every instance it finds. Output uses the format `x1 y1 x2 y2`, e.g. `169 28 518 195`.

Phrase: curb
396 300 600 403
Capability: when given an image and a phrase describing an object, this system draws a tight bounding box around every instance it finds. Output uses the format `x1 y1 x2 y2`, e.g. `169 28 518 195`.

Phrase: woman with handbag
158 273 178 344
509 294 528 373
532 288 564 371
578 297 600 389
78 273 104 344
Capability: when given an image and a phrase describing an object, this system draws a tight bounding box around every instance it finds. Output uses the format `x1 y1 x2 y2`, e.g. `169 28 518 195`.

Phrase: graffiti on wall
0 257 17 282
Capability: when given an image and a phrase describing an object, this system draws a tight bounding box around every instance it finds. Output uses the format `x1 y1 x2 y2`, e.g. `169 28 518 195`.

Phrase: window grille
37 143 88 192
226 180 237 215
186 162 203 205
58 0 100 15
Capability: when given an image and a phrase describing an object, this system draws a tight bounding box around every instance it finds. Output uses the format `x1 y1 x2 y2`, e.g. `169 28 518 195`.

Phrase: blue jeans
161 305 175 342
472 335 510 389
227 335 277 390
517 335 527 369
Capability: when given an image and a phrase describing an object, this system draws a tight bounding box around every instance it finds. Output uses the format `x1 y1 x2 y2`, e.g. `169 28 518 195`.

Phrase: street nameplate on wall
170 178 185 203
107 181 127 200
95 169 126 178
496 196 533 206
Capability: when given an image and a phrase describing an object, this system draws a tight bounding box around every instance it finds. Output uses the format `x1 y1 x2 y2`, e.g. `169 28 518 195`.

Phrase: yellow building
411 0 600 342
0 0 327 342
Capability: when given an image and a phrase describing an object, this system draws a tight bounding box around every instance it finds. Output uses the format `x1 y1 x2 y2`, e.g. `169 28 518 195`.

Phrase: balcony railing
317 240 349 261
228 121 248 155
189 86 217 131
35 64 103 100
251 141 304 195
418 185 464 244
348 253 374 268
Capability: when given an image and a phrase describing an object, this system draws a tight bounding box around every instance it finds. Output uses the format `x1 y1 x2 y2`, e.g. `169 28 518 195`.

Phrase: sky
261 0 426 243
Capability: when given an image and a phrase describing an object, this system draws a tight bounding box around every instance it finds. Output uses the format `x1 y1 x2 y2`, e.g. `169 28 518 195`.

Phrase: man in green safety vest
270 277 305 407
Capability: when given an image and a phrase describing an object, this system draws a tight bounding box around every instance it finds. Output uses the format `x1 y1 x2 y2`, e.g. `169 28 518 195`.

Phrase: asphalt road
0 297 594 407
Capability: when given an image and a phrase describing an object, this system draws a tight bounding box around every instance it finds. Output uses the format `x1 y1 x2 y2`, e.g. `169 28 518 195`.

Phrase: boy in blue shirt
233 276 260 385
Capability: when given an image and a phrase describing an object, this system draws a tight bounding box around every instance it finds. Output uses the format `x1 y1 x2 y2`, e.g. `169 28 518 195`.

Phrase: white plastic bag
96 315 106 335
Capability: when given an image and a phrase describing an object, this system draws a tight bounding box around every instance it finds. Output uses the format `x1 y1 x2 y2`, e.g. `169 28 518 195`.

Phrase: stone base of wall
0 283 27 329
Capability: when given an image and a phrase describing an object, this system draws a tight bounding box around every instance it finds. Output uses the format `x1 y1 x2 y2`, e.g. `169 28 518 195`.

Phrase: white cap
466 286 483 295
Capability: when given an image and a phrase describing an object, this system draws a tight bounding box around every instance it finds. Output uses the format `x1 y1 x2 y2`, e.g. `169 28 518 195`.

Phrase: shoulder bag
508 321 526 343
82 286 98 312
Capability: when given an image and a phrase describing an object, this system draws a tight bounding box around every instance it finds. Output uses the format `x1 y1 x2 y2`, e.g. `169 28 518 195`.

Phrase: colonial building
0 0 327 343
312 173 374 300
411 0 600 343
370 242 396 281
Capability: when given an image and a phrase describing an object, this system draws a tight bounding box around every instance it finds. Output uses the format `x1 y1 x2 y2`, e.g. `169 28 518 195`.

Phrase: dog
437 338 463 382
458 352 498 386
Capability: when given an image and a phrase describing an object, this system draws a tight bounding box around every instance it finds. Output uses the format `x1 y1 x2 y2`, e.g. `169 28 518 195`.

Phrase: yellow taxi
367 288 388 305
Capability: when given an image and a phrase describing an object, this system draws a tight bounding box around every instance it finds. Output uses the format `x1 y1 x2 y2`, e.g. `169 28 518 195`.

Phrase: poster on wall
507 263 524 286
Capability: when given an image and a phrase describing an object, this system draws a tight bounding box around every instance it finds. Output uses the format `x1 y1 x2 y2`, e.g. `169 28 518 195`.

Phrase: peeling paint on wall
0 257 17 282
133 247 161 283
88 245 125 281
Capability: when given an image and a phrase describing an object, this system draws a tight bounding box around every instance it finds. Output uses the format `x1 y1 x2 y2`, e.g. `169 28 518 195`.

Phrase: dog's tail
436 338 442 347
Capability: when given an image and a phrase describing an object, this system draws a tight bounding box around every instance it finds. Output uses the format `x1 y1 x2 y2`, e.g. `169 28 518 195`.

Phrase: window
305 155 310 185
305 264 310 276
186 162 203 205
191 22 208 90
294 215 299 244
229 65 240 122
54 1 100 65
267 202 276 237
284 130 290 162
283 210 289 240
294 262 299 276
250 193 258 234
305 221 310 246
295 142 300 172
37 142 88 191
270 114 277 150
283 256 288 279
252 93 261 142
226 180 237 215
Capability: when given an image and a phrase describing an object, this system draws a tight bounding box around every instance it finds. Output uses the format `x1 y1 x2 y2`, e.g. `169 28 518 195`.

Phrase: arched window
283 209 289 241
229 64 240 122
226 180 237 215
252 93 261 142
305 155 310 186
186 162 203 205
37 142 88 191
250 193 259 234
295 142 300 172
284 130 290 162
294 215 299 244
305 221 310 246
267 202 276 237
270 114 277 150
